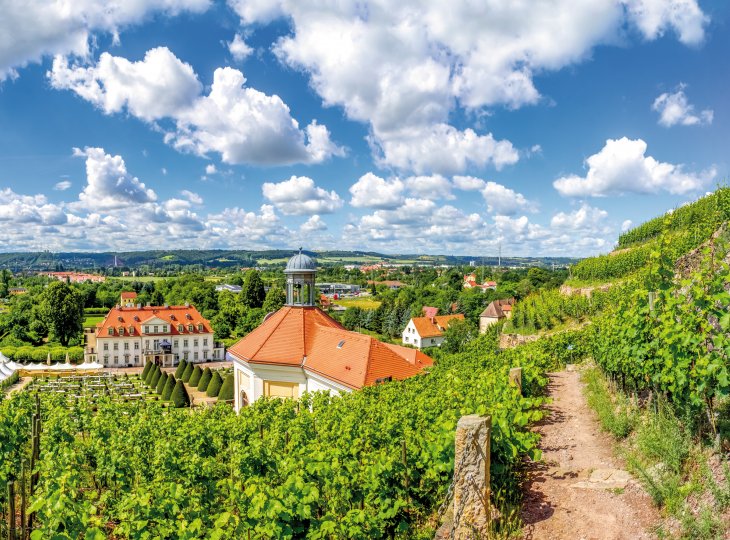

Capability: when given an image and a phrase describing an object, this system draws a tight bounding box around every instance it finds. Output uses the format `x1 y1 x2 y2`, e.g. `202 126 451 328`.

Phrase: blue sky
0 0 727 256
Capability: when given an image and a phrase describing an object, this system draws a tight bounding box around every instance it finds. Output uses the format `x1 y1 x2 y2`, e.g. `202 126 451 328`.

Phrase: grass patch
334 297 382 310
83 316 105 328
582 367 637 438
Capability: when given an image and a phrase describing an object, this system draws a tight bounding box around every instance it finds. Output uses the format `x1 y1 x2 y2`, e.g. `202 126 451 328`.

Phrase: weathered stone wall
499 332 539 349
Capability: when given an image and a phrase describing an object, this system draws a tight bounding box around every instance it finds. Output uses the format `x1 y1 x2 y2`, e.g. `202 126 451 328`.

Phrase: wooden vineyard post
509 367 522 395
6 481 15 540
453 415 491 540
401 440 409 504
18 467 25 540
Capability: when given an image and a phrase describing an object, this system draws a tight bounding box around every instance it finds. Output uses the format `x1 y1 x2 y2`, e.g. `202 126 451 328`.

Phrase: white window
134 355 139 363
145 340 150 350
103 343 109 351
144 326 149 333
183 339 188 347
173 340 178 348
162 325 167 333
113 343 118 351
108 328 114 336
193 339 199 347
203 338 208 346
194 352 199 360
198 324 203 332
114 356 119 364
134 342 139 350
124 342 129 350
204 350 208 360
103 355 109 364
153 325 158 333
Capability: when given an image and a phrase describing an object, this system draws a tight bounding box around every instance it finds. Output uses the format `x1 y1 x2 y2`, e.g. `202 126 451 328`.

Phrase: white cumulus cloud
300 214 327 233
49 48 343 166
54 180 72 191
553 137 715 197
652 85 713 127
228 33 253 61
349 172 405 209
262 175 343 215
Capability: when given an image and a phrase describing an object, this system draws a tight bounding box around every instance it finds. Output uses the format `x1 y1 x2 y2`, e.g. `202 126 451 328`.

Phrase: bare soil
521 370 660 540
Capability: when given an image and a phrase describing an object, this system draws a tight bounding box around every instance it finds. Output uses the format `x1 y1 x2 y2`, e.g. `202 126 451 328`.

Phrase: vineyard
0 326 588 539
571 188 730 282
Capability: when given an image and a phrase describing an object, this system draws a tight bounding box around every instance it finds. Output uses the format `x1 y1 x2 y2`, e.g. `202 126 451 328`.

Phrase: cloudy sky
0 0 727 257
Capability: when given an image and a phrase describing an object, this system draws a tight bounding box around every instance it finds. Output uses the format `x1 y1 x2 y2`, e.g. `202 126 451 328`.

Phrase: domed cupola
285 248 317 306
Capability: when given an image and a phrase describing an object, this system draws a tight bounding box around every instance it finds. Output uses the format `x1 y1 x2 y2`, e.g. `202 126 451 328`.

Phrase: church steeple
284 248 317 306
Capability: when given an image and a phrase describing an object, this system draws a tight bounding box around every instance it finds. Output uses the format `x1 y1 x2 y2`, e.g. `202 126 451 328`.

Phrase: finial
299 247 303 254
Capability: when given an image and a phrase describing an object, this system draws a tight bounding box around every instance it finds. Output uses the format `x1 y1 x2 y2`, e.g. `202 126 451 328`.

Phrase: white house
402 314 465 349
479 298 515 333
228 250 433 411
84 295 223 367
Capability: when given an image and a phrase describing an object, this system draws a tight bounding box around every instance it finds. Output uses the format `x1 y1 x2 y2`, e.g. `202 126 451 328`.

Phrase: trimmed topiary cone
206 372 223 397
162 374 176 400
174 359 187 379
197 367 212 392
141 361 152 380
218 374 234 402
150 366 162 388
189 365 203 387
156 372 168 394
144 363 156 385
181 362 194 383
171 379 190 408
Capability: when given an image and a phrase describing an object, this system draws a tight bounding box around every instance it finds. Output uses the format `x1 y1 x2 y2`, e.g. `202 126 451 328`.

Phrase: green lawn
83 316 105 328
333 297 382 310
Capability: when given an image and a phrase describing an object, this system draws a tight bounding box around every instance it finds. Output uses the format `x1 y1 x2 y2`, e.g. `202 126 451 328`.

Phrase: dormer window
197 323 203 332
129 326 135 335
188 324 194 332
118 326 124 335
178 324 184 332
108 328 114 336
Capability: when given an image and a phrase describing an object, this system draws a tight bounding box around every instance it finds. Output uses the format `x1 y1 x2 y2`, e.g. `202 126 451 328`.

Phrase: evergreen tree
141 361 152 380
262 286 286 313
150 366 162 388
218 374 234 402
189 365 203 386
241 270 266 308
197 367 212 392
156 372 168 394
174 359 187 379
145 364 157 385
182 361 194 382
206 372 223 397
171 379 190 408
162 374 176 400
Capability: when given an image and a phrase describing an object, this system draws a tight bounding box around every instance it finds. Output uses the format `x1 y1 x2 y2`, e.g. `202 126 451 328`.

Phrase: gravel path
521 370 659 540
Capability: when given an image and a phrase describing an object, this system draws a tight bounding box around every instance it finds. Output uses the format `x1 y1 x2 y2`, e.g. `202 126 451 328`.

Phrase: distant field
83 315 104 328
256 258 289 265
334 297 381 310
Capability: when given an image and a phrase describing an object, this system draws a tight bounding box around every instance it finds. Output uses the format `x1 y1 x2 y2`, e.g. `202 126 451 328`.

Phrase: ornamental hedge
171 379 190 408
162 375 176 401
156 372 168 394
174 359 187 379
189 366 203 387
181 362 194 383
206 372 223 397
218 374 234 402
197 368 212 392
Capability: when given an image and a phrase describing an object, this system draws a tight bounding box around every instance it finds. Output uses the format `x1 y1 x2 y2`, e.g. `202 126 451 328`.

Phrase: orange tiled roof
120 292 138 299
411 314 465 338
228 306 433 389
96 305 213 337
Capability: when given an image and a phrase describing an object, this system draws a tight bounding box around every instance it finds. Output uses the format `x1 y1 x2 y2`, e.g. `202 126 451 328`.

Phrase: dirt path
521 369 660 540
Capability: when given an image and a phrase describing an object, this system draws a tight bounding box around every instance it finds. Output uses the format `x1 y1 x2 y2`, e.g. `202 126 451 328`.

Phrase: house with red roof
463 273 497 292
227 250 433 410
479 298 515 332
120 291 138 308
402 313 465 349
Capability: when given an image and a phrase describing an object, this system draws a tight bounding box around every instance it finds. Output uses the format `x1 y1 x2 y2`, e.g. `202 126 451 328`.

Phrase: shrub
206 372 223 397
0 371 19 391
218 374 234 402
141 361 152 380
67 347 84 363
156 372 168 394
182 362 194 383
162 374 176 401
31 348 50 363
150 366 162 388
189 366 203 387
171 380 190 408
14 347 34 362
197 368 212 392
174 359 187 379
144 364 156 385
0 347 17 360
